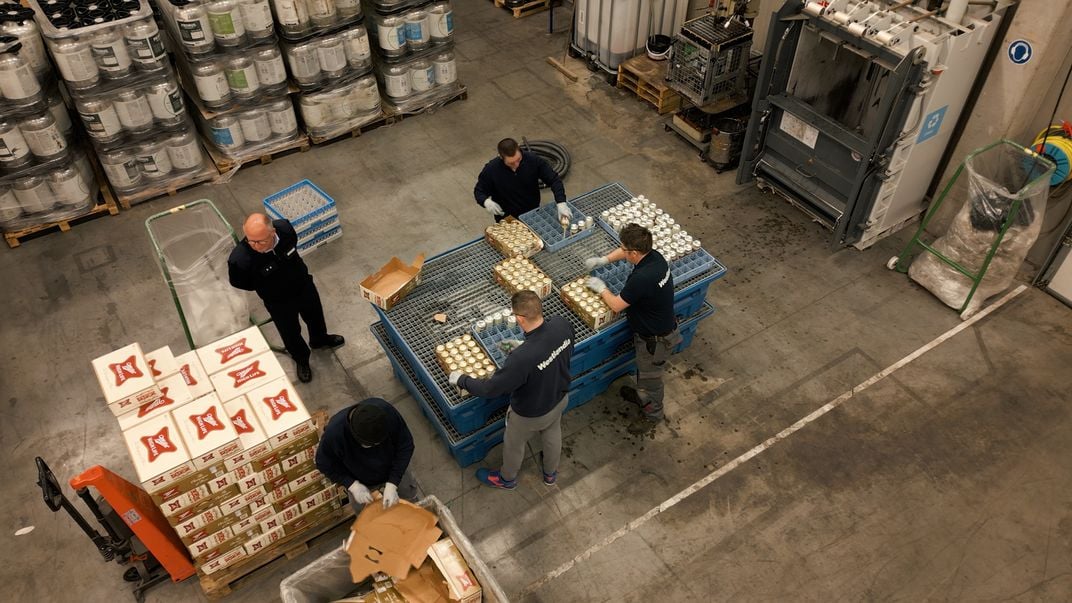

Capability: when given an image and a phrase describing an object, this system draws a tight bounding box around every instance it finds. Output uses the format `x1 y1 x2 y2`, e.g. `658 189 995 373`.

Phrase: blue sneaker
539 452 556 486
476 468 517 490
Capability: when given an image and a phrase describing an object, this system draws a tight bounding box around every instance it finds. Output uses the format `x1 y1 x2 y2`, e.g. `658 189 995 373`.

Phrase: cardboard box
428 538 482 603
234 504 276 534
348 499 442 581
274 478 328 512
145 345 179 380
261 462 285 482
147 461 227 505
199 544 247 575
360 254 425 310
159 484 212 518
286 468 323 495
285 498 341 536
244 526 285 556
172 393 243 470
299 486 339 514
251 431 318 470
237 470 266 493
210 352 286 403
174 506 224 542
197 326 272 375
219 486 267 515
93 343 163 416
223 396 273 471
280 446 316 474
181 509 245 546
164 483 241 525
188 526 234 558
245 377 314 448
175 350 214 399
117 372 194 432
395 557 453 603
122 413 195 494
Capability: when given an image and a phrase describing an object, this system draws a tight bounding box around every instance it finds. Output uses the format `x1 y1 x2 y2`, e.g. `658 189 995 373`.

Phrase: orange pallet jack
36 458 196 602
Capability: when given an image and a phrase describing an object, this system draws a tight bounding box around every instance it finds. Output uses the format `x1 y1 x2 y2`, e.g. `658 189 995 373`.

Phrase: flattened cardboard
172 392 242 469
122 412 194 493
347 498 442 582
145 345 179 380
210 352 286 403
360 253 426 310
246 377 314 448
223 396 273 470
118 372 194 432
394 557 452 603
93 343 162 415
196 326 271 375
174 350 214 399
428 538 482 603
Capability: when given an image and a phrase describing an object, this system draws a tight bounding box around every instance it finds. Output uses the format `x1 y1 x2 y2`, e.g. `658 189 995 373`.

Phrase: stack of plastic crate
263 179 340 253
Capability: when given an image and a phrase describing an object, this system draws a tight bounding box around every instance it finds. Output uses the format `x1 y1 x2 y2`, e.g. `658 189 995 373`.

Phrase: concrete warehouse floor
2 3 1071 602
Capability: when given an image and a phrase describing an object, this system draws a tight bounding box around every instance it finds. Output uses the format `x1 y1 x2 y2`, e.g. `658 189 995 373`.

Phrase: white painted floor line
519 285 1028 598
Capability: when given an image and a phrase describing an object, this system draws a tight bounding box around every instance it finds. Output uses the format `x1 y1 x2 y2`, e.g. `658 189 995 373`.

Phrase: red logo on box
179 363 198 387
231 409 255 435
228 361 266 389
140 427 177 463
216 338 253 364
137 387 175 418
191 407 225 440
262 389 297 421
148 358 161 378
109 355 144 387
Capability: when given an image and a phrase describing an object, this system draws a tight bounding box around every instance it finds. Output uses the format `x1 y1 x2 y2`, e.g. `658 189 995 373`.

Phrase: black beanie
349 401 388 446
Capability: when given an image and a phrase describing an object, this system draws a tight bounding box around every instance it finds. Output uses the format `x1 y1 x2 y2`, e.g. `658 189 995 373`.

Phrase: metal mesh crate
569 182 635 215
518 201 595 252
263 180 337 231
668 15 753 106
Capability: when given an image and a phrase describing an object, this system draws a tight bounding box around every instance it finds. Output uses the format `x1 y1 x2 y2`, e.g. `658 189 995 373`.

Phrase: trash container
280 496 510 603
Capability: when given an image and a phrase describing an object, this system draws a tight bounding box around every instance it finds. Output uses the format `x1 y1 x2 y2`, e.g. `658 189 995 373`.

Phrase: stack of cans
483 217 543 258
435 334 495 381
492 257 553 299
601 195 703 262
560 277 616 330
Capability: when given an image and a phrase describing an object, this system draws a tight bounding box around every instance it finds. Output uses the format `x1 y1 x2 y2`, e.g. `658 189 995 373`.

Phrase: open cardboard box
347 496 442 582
360 254 426 310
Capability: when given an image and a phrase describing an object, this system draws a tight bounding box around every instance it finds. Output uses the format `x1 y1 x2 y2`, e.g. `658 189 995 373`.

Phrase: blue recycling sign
1008 40 1032 65
917 105 948 144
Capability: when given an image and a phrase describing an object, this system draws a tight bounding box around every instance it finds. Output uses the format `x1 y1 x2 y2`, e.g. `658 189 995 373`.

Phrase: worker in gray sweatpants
449 290 574 490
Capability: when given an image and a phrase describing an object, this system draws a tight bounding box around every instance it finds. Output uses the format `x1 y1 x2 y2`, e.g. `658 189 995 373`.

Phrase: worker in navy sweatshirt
315 398 417 511
474 137 570 222
450 290 574 490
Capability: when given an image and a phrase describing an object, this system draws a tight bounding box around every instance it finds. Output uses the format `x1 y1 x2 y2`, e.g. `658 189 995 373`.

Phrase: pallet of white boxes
90 326 348 580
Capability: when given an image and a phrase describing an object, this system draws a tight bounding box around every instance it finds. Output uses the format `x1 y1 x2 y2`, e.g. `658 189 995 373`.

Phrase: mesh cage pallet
519 200 594 252
617 55 683 115
667 15 753 107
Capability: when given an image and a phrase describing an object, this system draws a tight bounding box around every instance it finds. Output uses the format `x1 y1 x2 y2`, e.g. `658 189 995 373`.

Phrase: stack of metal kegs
25 0 212 202
155 0 303 161
0 4 98 233
364 0 457 113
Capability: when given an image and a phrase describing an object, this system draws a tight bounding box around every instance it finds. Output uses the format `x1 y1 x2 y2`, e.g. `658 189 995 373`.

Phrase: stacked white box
92 343 163 416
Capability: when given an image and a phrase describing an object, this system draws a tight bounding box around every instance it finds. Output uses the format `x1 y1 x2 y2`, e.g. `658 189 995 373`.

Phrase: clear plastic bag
909 141 1055 315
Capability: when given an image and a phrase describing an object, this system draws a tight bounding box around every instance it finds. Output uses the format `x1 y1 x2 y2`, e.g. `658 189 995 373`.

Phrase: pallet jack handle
35 457 123 562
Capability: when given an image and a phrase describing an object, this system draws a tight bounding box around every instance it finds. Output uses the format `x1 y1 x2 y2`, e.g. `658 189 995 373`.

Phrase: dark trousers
263 275 328 364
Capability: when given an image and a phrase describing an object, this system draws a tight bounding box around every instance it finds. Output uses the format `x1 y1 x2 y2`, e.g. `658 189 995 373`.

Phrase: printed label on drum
178 20 208 42
130 35 166 61
208 13 239 36
212 127 235 146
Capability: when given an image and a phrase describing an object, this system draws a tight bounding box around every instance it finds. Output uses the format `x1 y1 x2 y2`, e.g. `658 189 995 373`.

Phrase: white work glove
348 481 373 505
483 199 504 217
556 202 571 220
584 256 608 270
499 339 524 354
448 370 463 386
587 277 607 294
382 483 399 508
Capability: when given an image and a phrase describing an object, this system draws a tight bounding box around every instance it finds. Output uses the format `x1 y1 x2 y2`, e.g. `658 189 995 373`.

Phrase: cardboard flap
409 253 426 270
347 499 441 582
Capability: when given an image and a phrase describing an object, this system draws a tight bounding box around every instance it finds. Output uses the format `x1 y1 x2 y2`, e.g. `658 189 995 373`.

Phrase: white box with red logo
172 393 243 470
246 377 314 448
210 352 286 403
117 373 194 432
158 484 212 518
222 396 273 471
197 326 272 375
244 526 285 556
200 545 247 575
145 345 179 381
93 343 163 416
174 351 214 399
220 486 266 515
122 412 195 494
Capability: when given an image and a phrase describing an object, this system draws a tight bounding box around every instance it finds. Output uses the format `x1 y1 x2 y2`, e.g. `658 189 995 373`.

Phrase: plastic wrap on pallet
155 0 278 63
197 96 301 159
94 118 211 194
376 48 456 106
908 142 1054 316
27 0 171 94
366 1 453 59
281 22 372 91
174 44 290 113
271 0 364 42
0 148 97 232
0 89 76 175
0 16 52 114
297 73 382 138
69 68 189 149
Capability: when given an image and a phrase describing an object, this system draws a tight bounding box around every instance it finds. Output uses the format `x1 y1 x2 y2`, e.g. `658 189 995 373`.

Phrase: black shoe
297 361 313 383
311 334 345 349
620 385 641 406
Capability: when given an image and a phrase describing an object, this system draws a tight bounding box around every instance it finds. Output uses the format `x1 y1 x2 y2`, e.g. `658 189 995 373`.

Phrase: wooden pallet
207 134 312 175
115 161 219 209
197 505 355 600
493 0 553 19
617 55 682 115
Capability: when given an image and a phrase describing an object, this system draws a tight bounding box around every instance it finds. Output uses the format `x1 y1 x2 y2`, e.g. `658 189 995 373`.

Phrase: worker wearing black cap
315 398 417 511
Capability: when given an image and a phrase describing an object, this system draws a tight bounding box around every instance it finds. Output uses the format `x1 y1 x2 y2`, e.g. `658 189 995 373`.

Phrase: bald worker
228 213 344 383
